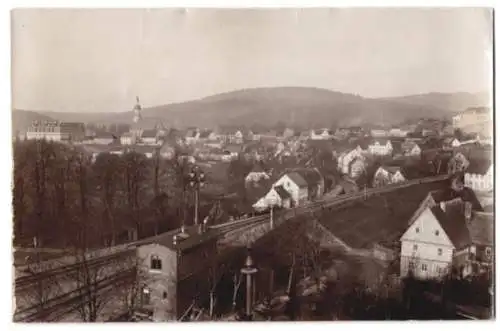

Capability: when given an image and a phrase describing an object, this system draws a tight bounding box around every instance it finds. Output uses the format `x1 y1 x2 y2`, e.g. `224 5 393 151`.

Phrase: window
142 287 151 305
150 254 162 270
422 264 427 271
286 182 290 188
413 244 418 251
163 291 167 300
416 227 420 233
438 248 443 256
435 230 439 236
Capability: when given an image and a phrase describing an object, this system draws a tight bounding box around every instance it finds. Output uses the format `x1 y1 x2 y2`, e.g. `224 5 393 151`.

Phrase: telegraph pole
187 165 205 225
240 246 258 321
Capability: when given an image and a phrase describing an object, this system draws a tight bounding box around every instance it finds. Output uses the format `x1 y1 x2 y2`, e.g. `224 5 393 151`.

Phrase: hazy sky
12 8 492 113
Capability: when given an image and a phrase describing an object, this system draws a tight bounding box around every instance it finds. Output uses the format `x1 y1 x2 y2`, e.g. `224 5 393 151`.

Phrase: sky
11 8 493 113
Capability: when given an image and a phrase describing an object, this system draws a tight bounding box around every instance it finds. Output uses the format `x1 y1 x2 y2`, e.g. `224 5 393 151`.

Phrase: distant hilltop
12 87 490 132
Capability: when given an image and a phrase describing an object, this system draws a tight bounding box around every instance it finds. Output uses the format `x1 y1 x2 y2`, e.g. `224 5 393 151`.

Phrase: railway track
14 174 450 321
14 267 136 322
15 174 449 289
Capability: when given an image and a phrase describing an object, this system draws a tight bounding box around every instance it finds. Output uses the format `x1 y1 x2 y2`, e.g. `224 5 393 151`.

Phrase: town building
185 128 201 144
127 97 167 145
244 163 270 185
254 168 324 210
370 129 389 138
120 132 135 145
367 139 393 155
452 107 491 136
92 132 118 145
372 166 406 188
26 120 85 142
389 128 409 138
401 140 422 157
310 128 333 140
447 152 470 174
336 146 365 176
399 188 486 280
464 160 493 193
136 225 220 321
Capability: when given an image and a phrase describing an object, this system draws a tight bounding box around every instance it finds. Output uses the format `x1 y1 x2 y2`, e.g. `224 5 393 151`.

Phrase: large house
400 188 488 280
367 139 393 156
372 166 406 188
253 168 324 210
464 159 493 193
336 146 365 176
452 107 491 138
26 120 85 142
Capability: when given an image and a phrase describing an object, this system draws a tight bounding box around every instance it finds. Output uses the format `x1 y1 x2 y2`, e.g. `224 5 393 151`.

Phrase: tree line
13 139 201 249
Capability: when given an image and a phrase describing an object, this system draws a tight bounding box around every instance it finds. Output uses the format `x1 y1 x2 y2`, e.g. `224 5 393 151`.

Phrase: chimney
465 201 472 222
440 201 446 212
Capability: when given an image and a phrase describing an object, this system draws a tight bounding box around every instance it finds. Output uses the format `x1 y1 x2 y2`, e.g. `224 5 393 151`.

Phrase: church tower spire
133 96 142 123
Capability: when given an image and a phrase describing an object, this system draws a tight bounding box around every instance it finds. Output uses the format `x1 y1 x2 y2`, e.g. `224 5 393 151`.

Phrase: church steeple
133 96 142 123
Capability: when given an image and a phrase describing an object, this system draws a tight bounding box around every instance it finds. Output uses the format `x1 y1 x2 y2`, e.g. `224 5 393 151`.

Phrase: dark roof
94 132 117 139
320 179 450 249
429 203 472 250
466 158 492 175
199 130 213 139
142 129 157 138
286 168 323 189
467 212 493 246
429 187 483 212
381 166 403 175
274 185 292 200
136 225 221 252
224 145 242 153
286 172 308 188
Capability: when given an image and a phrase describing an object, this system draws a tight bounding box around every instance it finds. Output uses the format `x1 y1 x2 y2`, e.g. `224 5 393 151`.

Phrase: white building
255 168 324 209
310 129 333 140
400 190 487 280
337 147 365 175
26 121 85 142
465 161 493 193
401 141 422 157
368 139 393 156
120 132 135 145
372 166 406 188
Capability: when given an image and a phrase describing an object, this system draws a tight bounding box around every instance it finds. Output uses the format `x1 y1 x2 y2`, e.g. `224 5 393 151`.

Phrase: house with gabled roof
185 128 200 144
400 187 487 280
401 140 422 157
260 167 325 207
141 129 160 145
372 165 406 188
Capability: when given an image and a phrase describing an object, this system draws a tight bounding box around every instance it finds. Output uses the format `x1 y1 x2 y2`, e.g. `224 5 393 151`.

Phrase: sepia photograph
10 7 494 322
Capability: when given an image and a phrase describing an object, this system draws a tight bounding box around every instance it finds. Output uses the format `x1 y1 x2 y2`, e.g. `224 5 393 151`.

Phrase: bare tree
122 151 149 238
17 251 62 321
92 153 122 246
